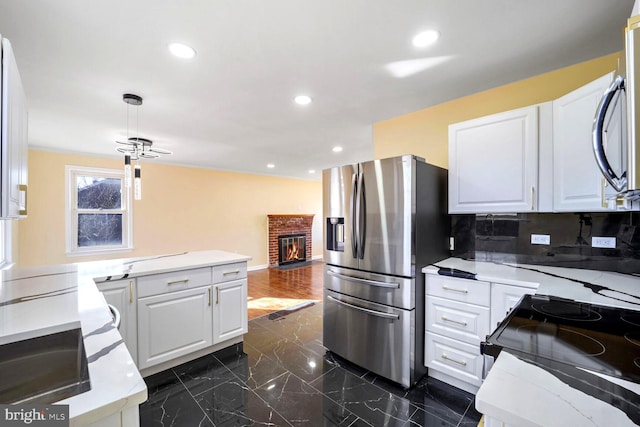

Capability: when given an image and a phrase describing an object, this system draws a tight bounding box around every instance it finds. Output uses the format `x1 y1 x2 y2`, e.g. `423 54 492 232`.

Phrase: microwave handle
592 74 627 192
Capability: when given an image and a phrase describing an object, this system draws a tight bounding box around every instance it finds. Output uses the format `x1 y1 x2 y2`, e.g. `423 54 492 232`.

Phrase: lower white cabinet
425 333 485 389
490 283 538 330
137 286 213 369
97 279 138 363
213 279 248 344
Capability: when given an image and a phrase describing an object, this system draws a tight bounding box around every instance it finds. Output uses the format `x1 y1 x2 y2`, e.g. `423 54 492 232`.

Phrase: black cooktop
482 294 640 384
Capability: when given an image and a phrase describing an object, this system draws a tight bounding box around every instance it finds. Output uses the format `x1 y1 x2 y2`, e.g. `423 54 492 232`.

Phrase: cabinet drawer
426 295 490 346
212 262 247 283
426 275 490 307
137 267 212 298
425 333 484 387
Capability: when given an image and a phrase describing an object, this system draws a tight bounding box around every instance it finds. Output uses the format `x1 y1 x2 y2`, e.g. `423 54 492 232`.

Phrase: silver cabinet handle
208 288 212 306
442 285 468 294
327 295 399 320
441 316 467 326
327 270 400 289
167 279 189 285
129 280 133 304
441 353 467 366
223 270 241 276
530 186 535 211
216 287 219 305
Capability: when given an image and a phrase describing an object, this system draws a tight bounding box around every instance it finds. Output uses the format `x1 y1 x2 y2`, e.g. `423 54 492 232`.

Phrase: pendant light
115 93 172 200
134 165 142 200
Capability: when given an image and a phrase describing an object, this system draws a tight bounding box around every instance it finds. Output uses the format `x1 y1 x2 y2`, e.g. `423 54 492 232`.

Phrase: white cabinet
448 105 545 213
553 72 622 211
136 263 248 371
213 279 248 344
137 286 213 369
0 37 28 219
490 283 537 330
97 279 138 363
425 275 491 393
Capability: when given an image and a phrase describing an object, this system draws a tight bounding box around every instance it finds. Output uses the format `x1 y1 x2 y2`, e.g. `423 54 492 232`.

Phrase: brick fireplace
267 214 314 267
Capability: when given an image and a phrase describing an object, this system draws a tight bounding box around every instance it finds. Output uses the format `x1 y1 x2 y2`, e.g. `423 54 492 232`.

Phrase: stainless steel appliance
322 155 448 388
593 14 640 198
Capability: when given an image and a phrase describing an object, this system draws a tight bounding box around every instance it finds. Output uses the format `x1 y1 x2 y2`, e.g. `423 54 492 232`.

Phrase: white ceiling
0 0 634 180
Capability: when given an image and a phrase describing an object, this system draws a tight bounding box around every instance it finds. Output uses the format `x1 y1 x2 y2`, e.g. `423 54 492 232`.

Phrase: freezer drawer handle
441 353 467 366
441 316 467 326
327 295 399 320
442 285 468 294
327 270 400 289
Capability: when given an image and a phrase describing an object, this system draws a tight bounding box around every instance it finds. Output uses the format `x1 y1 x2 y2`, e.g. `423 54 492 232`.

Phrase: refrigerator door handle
358 172 366 259
327 295 399 320
351 172 359 258
327 270 400 288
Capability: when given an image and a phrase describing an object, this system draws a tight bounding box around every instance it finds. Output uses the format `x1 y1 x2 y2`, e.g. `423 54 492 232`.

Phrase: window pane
76 176 122 209
78 213 123 247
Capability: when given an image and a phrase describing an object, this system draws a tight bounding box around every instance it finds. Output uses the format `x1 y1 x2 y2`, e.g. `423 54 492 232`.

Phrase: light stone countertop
0 249 251 426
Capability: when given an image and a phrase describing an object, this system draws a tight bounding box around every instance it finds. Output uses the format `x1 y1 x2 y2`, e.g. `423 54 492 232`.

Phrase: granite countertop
0 249 251 426
422 257 640 427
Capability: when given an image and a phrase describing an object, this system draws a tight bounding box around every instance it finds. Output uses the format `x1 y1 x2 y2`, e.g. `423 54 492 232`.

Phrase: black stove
482 294 640 384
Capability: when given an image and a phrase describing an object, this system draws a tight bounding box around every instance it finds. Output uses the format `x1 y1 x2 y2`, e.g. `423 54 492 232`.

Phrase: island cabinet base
84 405 139 427
139 336 243 378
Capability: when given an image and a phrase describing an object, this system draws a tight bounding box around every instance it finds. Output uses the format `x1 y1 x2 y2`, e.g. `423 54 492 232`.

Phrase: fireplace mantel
267 214 314 267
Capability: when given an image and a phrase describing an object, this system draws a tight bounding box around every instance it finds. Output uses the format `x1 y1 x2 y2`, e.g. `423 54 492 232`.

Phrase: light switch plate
531 234 550 245
592 236 616 248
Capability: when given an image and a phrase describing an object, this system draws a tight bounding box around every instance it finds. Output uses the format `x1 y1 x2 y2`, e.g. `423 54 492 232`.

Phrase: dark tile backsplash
451 212 640 274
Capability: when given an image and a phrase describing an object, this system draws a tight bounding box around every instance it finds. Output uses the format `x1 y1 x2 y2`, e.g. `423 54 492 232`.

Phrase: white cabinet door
97 279 138 364
449 106 539 213
490 283 537 331
553 73 618 211
0 38 28 219
213 279 247 344
137 286 213 369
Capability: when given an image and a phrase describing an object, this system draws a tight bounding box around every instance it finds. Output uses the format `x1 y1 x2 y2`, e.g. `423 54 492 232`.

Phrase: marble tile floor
139 302 482 426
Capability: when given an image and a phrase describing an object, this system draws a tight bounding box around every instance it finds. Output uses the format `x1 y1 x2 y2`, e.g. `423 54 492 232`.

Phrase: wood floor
246 261 324 320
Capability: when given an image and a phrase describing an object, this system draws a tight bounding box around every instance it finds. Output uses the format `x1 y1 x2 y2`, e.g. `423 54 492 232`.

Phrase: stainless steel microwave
593 14 640 200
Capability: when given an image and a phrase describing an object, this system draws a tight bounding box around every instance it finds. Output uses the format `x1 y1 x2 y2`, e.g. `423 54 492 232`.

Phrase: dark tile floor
139 302 482 426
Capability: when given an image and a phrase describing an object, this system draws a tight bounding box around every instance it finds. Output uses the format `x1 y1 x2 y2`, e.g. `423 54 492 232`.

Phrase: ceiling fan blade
148 147 172 155
116 147 136 154
139 152 159 159
116 140 137 146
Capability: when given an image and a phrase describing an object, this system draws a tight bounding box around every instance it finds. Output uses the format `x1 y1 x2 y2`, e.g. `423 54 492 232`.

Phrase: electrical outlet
449 237 455 251
531 234 550 245
592 236 616 248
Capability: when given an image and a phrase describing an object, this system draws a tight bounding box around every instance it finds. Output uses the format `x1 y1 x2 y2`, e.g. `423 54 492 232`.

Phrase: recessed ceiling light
294 95 312 105
412 30 440 48
308 169 316 174
168 42 196 59
332 146 343 153
267 163 275 168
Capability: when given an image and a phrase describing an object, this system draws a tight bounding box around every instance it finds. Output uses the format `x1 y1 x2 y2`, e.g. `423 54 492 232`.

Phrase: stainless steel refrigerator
323 155 448 388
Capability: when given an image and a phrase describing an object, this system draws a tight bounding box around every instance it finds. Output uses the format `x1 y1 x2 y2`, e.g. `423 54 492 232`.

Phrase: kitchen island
0 250 251 427
422 257 640 427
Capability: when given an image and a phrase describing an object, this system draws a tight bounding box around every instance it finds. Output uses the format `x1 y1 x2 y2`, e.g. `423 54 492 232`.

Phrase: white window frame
65 165 133 256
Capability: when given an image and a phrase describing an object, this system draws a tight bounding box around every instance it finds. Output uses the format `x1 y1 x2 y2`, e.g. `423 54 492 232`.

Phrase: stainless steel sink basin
0 328 91 403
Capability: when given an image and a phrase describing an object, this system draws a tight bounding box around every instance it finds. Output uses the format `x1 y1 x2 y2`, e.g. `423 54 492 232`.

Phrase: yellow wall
18 150 322 268
373 53 620 168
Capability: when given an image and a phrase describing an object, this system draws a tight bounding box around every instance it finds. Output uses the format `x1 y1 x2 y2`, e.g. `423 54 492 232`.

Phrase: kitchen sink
0 328 91 403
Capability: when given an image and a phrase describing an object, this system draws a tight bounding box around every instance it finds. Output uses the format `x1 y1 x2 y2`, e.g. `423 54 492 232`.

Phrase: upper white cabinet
553 73 624 211
449 105 546 213
0 37 28 219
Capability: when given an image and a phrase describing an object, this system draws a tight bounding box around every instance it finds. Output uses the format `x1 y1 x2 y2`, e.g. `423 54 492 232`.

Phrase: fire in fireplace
278 233 307 265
